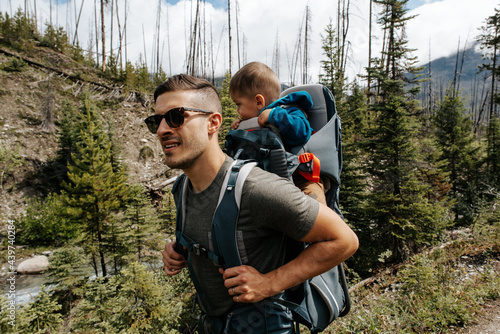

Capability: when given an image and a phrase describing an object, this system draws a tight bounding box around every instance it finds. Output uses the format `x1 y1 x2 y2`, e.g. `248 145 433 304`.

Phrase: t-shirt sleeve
244 167 319 241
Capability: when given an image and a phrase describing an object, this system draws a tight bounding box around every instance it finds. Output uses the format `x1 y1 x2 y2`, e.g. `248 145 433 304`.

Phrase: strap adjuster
298 153 321 183
298 152 314 164
193 244 208 257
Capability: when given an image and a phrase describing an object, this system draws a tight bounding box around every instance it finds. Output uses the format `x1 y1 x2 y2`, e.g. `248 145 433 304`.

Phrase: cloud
4 0 498 84
406 0 498 63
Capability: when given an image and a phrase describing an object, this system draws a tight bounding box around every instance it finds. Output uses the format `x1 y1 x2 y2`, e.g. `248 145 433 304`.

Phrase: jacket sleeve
268 106 312 147
266 91 314 147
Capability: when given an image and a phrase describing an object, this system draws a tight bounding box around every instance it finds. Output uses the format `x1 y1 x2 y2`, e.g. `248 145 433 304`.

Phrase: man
148 74 358 333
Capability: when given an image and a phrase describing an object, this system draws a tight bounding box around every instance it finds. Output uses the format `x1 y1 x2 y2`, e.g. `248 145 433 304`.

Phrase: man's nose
157 117 174 135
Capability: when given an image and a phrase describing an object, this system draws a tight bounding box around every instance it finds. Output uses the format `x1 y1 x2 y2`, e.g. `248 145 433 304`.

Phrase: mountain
418 45 488 101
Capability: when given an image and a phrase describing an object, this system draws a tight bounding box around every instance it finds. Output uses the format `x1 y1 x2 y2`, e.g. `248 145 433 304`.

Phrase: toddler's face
231 91 261 120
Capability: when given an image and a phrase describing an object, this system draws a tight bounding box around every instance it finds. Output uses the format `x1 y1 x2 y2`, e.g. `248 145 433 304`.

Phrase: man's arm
220 203 358 303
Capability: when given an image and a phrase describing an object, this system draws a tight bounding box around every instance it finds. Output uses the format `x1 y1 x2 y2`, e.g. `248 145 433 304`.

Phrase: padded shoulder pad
281 84 337 131
171 174 186 194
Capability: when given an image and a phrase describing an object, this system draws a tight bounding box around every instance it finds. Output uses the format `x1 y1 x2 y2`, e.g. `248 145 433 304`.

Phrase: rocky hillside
0 45 174 223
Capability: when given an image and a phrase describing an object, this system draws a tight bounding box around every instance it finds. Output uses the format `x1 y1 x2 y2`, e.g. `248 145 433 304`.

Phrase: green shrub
69 262 194 333
0 57 28 72
16 287 63 334
39 23 69 53
16 193 80 246
325 229 500 333
0 10 38 51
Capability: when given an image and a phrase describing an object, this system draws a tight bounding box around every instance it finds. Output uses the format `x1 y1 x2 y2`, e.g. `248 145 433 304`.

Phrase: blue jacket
264 91 313 147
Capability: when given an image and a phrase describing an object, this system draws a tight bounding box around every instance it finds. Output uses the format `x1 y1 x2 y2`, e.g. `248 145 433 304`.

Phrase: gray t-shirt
174 156 319 317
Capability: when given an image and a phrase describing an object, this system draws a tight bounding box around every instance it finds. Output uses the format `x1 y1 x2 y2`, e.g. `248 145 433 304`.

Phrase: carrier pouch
272 238 350 333
225 127 299 180
199 297 294 334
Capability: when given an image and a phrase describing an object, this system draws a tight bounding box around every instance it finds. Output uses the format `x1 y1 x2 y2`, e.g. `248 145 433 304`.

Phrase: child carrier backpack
225 84 343 217
174 84 349 333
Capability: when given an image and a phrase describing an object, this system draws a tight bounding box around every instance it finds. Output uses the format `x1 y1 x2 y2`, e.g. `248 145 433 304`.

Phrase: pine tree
70 263 187 332
48 247 88 314
340 84 374 273
319 20 347 104
339 83 369 224
486 118 500 187
363 0 449 264
433 92 483 225
17 193 78 246
17 286 63 333
121 187 162 263
219 72 238 148
63 96 130 277
53 101 80 186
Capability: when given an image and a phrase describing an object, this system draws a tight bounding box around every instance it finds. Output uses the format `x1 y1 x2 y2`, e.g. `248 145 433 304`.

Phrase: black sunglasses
144 107 214 133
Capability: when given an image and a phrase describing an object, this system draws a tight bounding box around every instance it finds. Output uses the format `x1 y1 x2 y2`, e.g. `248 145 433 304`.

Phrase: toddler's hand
231 119 242 130
258 109 271 127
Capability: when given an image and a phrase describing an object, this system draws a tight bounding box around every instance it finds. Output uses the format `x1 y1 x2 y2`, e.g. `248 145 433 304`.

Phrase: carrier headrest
280 84 337 131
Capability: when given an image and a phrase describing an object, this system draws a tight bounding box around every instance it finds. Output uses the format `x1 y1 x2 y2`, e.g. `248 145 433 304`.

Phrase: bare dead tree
110 0 113 60
368 0 373 96
154 0 162 75
100 0 106 71
235 0 241 69
94 0 99 69
187 0 200 76
337 0 350 81
124 0 128 65
72 0 85 45
115 0 123 70
228 0 232 75
272 30 280 78
303 5 311 85
428 39 433 115
41 74 56 133
166 2 172 75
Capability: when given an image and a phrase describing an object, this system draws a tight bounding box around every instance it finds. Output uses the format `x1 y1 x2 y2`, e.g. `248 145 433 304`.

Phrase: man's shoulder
244 166 300 198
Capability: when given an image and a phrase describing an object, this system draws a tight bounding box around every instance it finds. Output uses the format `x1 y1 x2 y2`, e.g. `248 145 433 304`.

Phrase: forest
0 0 499 333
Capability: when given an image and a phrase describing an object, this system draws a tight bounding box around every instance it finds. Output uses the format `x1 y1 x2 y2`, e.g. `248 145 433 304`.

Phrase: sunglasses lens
167 108 184 128
145 108 204 133
145 115 159 133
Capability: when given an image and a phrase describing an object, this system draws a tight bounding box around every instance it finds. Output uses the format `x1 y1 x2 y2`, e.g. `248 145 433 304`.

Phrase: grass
322 224 500 333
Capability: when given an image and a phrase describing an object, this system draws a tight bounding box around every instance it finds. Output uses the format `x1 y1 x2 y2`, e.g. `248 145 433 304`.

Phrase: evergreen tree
16 193 79 246
70 262 186 332
486 118 500 187
48 247 88 314
63 96 131 277
219 72 238 148
319 20 347 105
339 83 369 225
363 0 449 264
53 101 80 186
121 187 162 264
17 287 63 333
340 84 372 273
433 92 483 225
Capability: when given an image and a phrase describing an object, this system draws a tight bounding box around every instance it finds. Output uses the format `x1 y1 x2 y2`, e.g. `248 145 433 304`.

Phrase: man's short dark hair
154 74 220 106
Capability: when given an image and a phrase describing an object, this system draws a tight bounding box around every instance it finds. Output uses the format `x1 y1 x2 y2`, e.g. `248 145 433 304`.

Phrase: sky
1 0 498 84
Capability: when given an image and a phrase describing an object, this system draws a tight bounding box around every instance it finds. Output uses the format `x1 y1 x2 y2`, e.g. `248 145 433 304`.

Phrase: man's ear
207 112 222 134
255 94 266 110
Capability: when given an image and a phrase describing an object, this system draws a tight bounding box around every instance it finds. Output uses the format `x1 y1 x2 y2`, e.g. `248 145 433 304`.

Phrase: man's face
230 91 261 121
154 90 211 170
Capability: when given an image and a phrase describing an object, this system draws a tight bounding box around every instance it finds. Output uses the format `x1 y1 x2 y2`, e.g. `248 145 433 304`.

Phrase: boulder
17 255 49 274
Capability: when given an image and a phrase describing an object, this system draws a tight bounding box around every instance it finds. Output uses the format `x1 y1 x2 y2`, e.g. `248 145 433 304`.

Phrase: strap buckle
298 153 321 183
193 244 208 258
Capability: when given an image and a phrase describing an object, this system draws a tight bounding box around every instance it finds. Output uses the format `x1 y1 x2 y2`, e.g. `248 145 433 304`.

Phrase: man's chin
164 156 194 170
